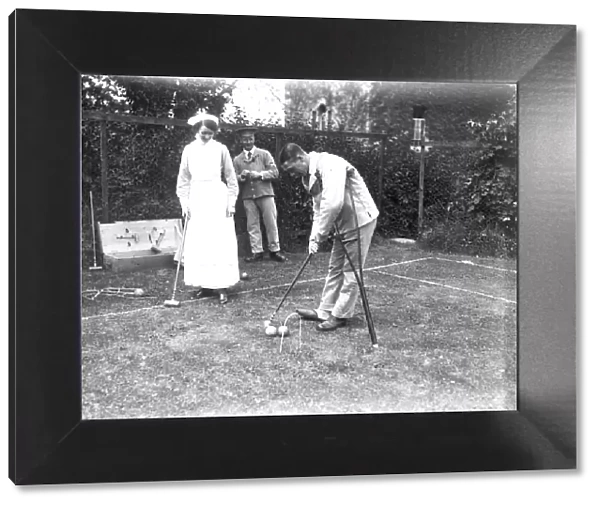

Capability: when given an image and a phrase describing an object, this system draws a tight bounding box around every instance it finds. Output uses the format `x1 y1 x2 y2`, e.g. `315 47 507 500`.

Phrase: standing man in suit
278 143 379 331
233 127 287 263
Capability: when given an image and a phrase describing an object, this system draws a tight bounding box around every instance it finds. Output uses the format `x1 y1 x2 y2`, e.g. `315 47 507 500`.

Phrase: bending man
279 143 379 331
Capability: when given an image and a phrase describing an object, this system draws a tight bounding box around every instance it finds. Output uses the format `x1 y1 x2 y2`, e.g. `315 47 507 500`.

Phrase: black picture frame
9 9 576 485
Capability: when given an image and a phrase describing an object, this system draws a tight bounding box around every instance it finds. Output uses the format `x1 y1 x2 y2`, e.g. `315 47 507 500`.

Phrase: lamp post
410 105 432 238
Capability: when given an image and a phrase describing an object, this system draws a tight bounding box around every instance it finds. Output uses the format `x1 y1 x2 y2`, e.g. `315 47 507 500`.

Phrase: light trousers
317 219 377 319
243 196 281 254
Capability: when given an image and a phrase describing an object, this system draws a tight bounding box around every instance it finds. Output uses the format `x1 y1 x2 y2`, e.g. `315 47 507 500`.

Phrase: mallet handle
268 252 313 322
89 191 99 267
169 217 189 300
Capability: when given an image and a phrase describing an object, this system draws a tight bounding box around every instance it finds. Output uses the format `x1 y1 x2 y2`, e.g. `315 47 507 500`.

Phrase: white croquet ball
265 325 278 336
240 272 249 280
277 326 289 336
134 288 144 296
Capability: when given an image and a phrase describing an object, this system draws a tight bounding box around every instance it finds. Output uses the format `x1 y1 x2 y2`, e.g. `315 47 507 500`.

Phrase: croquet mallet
164 217 189 308
265 252 313 325
150 228 166 254
89 191 103 271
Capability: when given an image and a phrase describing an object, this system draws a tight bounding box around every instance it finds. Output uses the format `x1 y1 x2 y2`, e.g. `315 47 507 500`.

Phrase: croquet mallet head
163 299 181 308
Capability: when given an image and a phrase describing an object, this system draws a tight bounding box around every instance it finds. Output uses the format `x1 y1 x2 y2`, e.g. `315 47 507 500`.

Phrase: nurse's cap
187 113 220 127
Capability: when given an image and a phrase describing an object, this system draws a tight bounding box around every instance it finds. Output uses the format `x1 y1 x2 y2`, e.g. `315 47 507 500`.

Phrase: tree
463 92 517 251
82 75 128 113
284 80 372 131
417 91 518 257
221 79 285 127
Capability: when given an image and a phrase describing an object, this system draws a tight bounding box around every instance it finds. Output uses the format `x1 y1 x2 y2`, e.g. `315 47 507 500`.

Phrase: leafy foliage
284 80 372 131
368 84 517 257
221 79 285 127
420 98 517 257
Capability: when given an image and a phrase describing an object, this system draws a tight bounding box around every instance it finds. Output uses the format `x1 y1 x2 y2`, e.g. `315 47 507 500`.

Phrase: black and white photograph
81 75 518 419
8 4 580 491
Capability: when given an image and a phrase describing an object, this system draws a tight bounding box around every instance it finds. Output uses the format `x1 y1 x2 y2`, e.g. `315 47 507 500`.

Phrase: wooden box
97 219 183 272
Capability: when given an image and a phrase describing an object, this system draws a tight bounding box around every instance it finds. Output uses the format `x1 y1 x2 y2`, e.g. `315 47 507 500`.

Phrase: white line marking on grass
364 256 435 272
82 304 167 321
234 257 435 297
374 270 517 304
434 257 517 274
236 276 324 295
82 256 435 322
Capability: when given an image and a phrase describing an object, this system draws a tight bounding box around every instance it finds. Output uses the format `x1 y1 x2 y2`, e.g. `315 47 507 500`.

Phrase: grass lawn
82 239 517 419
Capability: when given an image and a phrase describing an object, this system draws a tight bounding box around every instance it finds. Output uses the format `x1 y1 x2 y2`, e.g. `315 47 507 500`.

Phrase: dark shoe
191 288 213 299
316 315 347 332
296 308 326 321
244 253 264 263
218 292 228 304
269 251 287 262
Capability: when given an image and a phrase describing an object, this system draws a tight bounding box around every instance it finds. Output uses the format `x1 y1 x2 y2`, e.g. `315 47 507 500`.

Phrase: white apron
180 140 239 289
